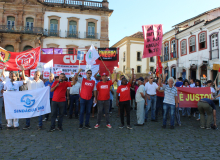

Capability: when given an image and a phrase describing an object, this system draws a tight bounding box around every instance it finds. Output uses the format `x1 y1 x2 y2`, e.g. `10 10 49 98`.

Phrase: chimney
102 0 109 9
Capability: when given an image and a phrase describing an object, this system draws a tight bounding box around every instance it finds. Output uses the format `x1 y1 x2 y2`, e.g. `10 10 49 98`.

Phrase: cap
96 74 101 77
101 73 108 76
137 77 144 82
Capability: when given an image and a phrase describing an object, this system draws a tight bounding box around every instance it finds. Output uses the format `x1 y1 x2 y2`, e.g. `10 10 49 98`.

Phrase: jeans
163 103 175 126
145 95 156 120
119 100 130 125
79 97 93 125
51 101 65 128
45 98 52 119
176 104 181 125
137 100 145 124
109 100 113 112
64 99 68 115
26 116 43 127
97 100 110 125
69 94 79 117
155 96 164 119
0 97 3 125
197 101 213 128
182 108 191 116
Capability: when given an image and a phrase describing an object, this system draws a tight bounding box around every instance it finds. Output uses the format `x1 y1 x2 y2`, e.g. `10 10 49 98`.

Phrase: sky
107 0 220 46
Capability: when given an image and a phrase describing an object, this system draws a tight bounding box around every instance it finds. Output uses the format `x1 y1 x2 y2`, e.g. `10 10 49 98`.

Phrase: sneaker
106 124 112 128
23 125 30 130
200 126 205 129
162 125 166 129
79 124 83 130
7 127 13 130
177 124 181 126
119 124 124 129
170 126 174 129
58 126 63 131
206 127 211 130
134 123 144 126
127 125 133 130
14 127 20 130
56 118 58 122
38 126 43 130
94 124 100 129
42 118 48 122
49 127 55 132
85 124 92 129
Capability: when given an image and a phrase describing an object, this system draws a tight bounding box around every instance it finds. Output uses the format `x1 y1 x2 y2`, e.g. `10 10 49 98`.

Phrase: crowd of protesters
0 65 219 131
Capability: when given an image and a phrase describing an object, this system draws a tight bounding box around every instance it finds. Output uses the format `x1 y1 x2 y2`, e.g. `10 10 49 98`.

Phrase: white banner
53 64 99 78
43 69 50 79
3 86 51 119
44 59 53 69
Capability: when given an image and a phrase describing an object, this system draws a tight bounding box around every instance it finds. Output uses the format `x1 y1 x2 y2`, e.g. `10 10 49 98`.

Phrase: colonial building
0 0 113 53
112 32 156 76
162 7 220 82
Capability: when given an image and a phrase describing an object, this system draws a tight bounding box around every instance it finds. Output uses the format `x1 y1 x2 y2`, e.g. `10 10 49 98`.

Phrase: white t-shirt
4 81 23 91
68 82 81 94
25 77 45 90
136 85 145 102
190 83 195 88
145 82 158 95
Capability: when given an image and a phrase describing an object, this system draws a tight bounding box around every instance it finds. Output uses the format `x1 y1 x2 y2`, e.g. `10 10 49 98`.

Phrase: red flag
0 47 41 71
156 56 163 77
142 24 163 58
171 53 173 58
218 68 220 72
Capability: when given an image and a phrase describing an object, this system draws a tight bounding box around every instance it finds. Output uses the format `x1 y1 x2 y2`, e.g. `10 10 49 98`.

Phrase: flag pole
100 57 109 72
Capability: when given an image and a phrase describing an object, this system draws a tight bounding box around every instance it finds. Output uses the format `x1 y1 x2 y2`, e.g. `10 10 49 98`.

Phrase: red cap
101 73 108 76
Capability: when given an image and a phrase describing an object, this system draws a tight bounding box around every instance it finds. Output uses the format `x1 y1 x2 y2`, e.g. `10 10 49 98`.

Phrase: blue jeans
79 97 93 125
182 108 191 116
145 95 156 120
69 94 79 117
163 103 175 126
155 96 164 119
51 101 65 128
26 116 43 127
0 97 3 125
176 104 181 125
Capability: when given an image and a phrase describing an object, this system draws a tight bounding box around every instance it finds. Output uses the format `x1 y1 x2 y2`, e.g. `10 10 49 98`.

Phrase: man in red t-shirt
49 73 75 132
94 71 117 129
116 68 134 129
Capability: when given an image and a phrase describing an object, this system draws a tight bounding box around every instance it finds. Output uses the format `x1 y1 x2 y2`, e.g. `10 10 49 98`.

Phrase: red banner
156 56 162 77
177 87 211 108
142 24 163 58
0 47 41 71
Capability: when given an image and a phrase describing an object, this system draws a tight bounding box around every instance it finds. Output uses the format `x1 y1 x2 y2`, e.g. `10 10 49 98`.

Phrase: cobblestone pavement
1 99 220 160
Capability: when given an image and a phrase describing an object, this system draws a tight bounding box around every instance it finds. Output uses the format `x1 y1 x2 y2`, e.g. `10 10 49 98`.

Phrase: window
211 33 218 50
137 52 141 61
137 66 141 73
123 52 125 62
7 16 15 29
164 42 169 61
199 32 206 50
171 67 176 79
150 67 154 72
50 19 58 36
5 45 14 52
181 40 186 55
171 39 176 53
68 48 74 54
69 21 77 37
123 66 125 73
26 17 34 29
150 57 154 62
189 36 196 52
88 22 95 37
23 45 33 51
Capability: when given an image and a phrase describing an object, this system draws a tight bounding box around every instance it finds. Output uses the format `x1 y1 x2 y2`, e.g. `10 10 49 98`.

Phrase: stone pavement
0 101 220 160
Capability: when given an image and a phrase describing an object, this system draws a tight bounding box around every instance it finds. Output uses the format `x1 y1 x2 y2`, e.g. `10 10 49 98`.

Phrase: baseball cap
101 73 108 76
96 74 101 77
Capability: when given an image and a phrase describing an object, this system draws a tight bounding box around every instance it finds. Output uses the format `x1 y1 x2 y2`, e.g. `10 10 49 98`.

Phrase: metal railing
44 29 61 37
0 25 44 34
38 0 104 8
66 31 80 38
170 52 176 59
137 57 142 61
210 49 219 60
164 54 169 61
84 32 98 39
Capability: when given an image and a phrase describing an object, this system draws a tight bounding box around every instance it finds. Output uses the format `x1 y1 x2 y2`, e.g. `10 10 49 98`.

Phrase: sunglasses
87 73 92 75
150 78 153 79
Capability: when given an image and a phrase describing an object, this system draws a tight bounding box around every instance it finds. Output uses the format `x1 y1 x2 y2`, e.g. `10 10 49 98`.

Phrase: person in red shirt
116 68 134 129
94 71 117 129
74 69 97 130
49 73 75 132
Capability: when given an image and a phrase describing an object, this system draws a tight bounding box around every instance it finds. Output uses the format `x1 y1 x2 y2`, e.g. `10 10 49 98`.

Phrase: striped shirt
161 85 177 105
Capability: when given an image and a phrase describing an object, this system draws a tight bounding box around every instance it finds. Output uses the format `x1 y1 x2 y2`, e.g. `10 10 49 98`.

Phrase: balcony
210 49 219 60
170 52 177 59
164 54 169 61
84 32 98 39
0 25 44 35
37 0 107 9
44 30 60 37
66 31 80 38
160 56 163 62
137 57 142 61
